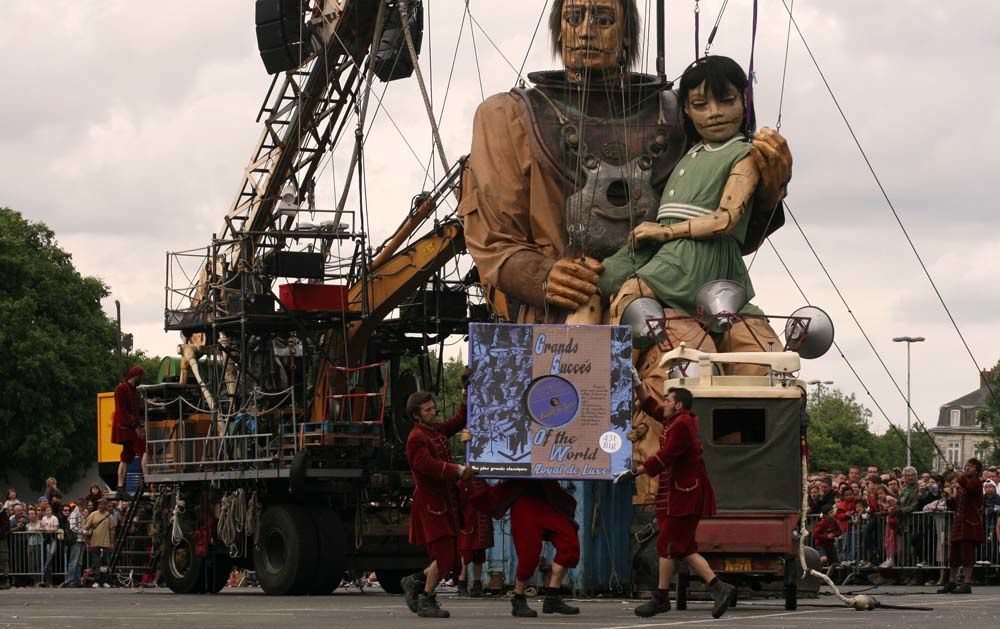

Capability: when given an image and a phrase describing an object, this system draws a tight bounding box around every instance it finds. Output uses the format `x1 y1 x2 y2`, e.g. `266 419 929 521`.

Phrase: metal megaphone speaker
784 306 835 359
620 296 667 349
694 280 748 333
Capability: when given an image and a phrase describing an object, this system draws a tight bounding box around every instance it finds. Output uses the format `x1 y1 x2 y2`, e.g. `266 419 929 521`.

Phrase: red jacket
640 400 716 518
406 405 467 545
949 474 985 543
457 478 494 552
835 498 857 532
111 377 141 444
811 517 842 551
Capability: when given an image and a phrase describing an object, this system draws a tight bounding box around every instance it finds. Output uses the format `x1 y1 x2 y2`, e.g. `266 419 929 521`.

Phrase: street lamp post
807 380 834 398
893 336 926 468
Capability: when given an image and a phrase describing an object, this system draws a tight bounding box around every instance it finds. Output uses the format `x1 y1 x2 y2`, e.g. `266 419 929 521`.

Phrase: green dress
597 135 762 316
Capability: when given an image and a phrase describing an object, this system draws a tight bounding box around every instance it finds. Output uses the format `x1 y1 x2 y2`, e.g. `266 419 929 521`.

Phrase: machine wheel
253 504 318 595
675 572 688 611
307 507 349 595
164 537 206 594
377 569 407 594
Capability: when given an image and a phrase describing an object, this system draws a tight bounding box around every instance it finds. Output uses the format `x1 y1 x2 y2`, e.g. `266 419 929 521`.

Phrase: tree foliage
807 386 937 473
0 208 118 490
976 360 1000 465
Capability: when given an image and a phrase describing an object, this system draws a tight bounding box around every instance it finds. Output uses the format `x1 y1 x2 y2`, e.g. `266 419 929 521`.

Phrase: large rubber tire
307 507 349 595
253 504 319 595
164 537 206 594
377 569 407 594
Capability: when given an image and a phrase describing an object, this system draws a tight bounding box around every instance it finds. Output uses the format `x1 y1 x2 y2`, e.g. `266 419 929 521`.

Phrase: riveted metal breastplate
513 71 687 260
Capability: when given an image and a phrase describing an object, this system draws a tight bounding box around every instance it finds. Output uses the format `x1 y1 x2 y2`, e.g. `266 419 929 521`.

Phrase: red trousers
426 535 459 575
120 438 145 464
950 540 976 567
511 495 580 582
462 549 486 565
657 515 700 559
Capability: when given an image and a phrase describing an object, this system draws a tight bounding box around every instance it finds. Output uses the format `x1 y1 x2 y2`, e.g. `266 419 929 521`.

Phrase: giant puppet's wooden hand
544 256 604 310
750 127 792 210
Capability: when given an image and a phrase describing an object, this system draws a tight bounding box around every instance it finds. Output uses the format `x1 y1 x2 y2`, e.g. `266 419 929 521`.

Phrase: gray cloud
2 1 998 441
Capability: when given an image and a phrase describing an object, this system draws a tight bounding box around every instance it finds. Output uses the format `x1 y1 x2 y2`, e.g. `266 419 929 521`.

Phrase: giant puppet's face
561 0 625 75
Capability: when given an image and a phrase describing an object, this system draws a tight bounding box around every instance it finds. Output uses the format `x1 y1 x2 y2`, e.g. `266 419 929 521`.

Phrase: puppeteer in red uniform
471 479 580 617
939 458 985 594
402 391 472 618
633 386 734 619
456 477 493 596
111 365 144 495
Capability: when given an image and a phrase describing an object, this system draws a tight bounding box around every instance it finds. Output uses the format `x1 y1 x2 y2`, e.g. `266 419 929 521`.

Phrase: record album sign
466 323 633 481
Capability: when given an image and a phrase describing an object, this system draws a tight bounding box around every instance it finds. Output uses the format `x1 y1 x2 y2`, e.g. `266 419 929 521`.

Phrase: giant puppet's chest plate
465 323 633 481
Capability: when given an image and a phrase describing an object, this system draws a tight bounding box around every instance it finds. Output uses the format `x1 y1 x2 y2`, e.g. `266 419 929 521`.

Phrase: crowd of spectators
806 463 1000 580
0 478 128 589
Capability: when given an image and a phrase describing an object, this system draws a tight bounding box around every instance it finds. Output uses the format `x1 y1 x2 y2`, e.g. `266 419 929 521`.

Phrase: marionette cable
775 0 794 132
516 0 551 84
767 237 937 472
466 2 485 101
776 0 999 410
781 203 948 464
467 11 522 80
702 0 730 57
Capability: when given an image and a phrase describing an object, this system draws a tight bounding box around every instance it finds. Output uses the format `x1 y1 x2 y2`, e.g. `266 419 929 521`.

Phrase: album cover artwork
466 323 633 481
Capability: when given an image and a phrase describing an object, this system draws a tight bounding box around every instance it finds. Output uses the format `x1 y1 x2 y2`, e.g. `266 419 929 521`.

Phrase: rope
398 0 453 193
767 239 936 472
170 496 186 546
775 0 794 132
217 490 247 550
781 203 948 465
776 0 1000 412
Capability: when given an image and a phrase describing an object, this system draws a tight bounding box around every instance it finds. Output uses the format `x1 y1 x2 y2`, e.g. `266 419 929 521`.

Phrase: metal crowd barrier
805 508 1000 571
6 531 70 581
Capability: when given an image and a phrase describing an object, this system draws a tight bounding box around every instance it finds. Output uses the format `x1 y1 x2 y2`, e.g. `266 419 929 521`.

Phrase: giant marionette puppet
458 0 793 505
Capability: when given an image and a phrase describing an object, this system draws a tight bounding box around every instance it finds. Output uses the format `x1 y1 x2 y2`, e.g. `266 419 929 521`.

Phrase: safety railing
145 432 281 475
804 509 1000 570
4 531 144 586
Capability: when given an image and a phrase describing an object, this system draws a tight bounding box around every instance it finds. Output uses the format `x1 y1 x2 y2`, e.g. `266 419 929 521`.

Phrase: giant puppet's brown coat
405 406 467 545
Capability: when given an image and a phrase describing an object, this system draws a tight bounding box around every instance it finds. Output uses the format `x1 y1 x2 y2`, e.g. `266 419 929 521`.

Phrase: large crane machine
103 0 488 595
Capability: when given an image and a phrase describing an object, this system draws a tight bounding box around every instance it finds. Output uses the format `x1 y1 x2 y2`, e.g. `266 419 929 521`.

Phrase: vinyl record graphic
523 375 580 428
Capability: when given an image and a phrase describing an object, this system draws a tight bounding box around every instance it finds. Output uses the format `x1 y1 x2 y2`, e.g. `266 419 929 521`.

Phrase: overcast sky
2 1 998 441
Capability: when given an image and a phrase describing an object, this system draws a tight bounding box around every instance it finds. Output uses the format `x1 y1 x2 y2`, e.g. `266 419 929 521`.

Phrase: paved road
2 585 999 628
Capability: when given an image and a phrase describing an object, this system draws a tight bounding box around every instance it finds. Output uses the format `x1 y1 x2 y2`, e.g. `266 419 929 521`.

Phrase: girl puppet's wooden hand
630 222 671 247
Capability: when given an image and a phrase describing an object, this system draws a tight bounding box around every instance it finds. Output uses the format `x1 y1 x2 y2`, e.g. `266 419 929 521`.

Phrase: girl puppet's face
683 80 744 143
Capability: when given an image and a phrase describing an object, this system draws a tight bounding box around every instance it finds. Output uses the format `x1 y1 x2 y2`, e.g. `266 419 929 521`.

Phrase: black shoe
511 593 538 617
635 589 671 617
401 573 426 613
952 583 972 594
469 581 483 598
416 592 450 618
542 587 580 615
708 579 735 619
936 582 956 594
456 579 469 597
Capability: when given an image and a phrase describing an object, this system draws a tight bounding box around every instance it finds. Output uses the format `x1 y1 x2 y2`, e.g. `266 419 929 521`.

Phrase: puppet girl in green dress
597 56 763 319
